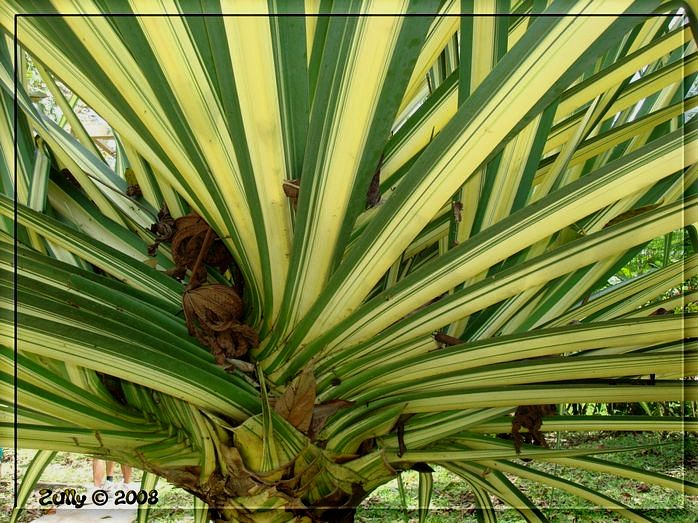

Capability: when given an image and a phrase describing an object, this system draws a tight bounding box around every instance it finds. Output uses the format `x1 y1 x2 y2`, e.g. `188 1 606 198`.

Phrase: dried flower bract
183 284 258 364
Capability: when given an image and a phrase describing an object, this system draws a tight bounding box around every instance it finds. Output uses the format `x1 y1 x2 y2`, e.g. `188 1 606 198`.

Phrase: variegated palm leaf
0 1 696 522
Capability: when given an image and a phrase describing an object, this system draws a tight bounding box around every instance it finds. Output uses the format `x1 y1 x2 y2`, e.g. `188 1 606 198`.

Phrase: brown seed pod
182 284 258 363
183 284 244 330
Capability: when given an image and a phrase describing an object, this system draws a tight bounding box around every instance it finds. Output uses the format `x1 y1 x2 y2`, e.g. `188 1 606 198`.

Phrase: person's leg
105 461 115 482
121 464 132 484
92 459 106 487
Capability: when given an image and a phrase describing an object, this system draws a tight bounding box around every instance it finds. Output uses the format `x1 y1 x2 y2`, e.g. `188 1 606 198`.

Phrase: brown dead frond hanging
511 404 556 454
172 213 211 278
171 213 233 282
183 284 259 364
206 238 235 275
173 213 257 364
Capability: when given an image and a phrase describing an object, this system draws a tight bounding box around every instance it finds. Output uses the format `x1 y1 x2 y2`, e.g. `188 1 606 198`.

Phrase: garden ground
1 431 695 522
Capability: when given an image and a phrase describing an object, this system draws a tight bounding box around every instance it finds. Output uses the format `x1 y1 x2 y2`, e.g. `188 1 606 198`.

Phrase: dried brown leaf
434 332 462 347
603 202 662 229
150 204 176 242
148 204 176 256
283 179 300 209
206 240 234 274
169 213 233 282
183 284 244 328
366 171 381 209
308 399 353 441
172 214 210 279
274 367 316 433
331 453 359 465
282 179 300 199
366 153 384 209
453 201 463 223
393 413 415 457
511 404 555 453
126 184 142 198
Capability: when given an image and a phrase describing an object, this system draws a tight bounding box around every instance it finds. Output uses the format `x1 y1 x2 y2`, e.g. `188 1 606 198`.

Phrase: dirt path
29 493 137 523
30 505 137 523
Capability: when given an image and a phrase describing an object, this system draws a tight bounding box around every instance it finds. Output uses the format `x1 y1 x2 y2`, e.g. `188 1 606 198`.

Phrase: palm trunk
148 439 392 523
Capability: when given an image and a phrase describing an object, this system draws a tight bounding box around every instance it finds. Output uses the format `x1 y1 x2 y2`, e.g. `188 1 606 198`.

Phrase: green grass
356 432 698 522
0 452 196 522
1 432 696 522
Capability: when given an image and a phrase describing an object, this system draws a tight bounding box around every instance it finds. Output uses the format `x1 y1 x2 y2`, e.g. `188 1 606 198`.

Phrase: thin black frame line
10 6 688 512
